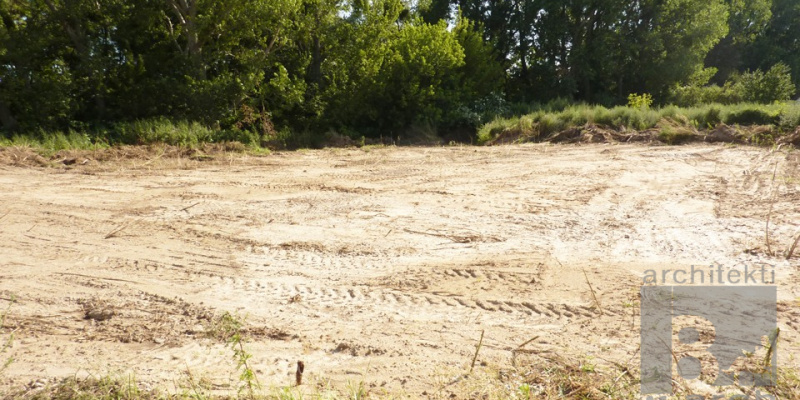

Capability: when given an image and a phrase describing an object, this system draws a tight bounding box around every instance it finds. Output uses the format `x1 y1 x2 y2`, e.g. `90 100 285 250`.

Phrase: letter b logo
640 286 776 394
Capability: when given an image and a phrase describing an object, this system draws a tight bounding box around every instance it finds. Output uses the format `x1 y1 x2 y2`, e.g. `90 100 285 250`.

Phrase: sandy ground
0 143 798 398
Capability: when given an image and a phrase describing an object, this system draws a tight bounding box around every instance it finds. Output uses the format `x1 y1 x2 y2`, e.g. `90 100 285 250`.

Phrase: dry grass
478 102 800 146
513 354 637 400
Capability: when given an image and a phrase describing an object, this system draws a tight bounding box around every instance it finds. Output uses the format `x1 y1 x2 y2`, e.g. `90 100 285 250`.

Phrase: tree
744 0 800 91
705 0 772 84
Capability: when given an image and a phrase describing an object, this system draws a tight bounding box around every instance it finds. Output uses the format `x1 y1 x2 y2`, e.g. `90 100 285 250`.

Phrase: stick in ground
295 360 305 386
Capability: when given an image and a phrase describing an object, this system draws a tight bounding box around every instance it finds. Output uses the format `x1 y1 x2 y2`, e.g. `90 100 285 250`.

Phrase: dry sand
0 143 798 398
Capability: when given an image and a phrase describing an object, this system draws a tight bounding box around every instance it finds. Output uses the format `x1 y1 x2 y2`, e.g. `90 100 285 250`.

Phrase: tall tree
705 0 772 84
744 0 800 90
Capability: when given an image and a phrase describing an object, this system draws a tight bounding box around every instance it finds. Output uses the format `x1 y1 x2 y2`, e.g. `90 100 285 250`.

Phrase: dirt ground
0 143 799 398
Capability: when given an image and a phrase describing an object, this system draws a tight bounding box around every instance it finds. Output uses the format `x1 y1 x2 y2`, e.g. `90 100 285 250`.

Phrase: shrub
724 108 780 126
111 118 216 146
627 93 653 109
476 102 800 145
670 64 796 106
779 105 800 130
738 63 796 104
537 113 566 136
702 106 723 127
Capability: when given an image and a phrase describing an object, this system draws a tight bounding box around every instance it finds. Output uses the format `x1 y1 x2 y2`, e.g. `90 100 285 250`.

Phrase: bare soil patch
0 143 798 398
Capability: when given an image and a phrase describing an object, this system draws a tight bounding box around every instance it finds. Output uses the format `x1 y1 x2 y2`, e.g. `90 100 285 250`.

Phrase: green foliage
627 93 654 109
478 102 800 145
205 312 260 399
725 107 781 125
0 0 798 143
669 82 743 106
737 63 797 103
658 123 697 145
744 0 800 91
670 63 796 106
111 119 215 147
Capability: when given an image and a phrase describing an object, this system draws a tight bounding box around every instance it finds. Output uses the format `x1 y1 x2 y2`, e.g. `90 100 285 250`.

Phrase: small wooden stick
469 330 485 374
582 268 604 315
181 202 200 212
104 224 128 239
295 360 305 386
766 162 779 255
786 231 800 260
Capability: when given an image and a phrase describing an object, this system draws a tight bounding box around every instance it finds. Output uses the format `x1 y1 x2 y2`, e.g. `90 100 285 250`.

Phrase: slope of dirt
0 143 798 398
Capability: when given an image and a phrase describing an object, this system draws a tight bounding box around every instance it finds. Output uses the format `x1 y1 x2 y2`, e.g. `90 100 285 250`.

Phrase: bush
737 63 796 104
111 118 215 146
670 64 796 106
477 102 800 145
724 108 780 126
701 107 723 127
658 119 696 144
779 105 800 130
627 93 654 109
669 82 742 106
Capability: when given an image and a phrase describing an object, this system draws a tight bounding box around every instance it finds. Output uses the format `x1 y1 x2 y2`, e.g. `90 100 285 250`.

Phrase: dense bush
478 102 800 144
737 63 797 104
670 64 796 106
1 0 799 144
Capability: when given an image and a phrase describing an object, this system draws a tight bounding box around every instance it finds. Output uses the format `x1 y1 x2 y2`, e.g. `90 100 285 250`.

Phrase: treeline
0 0 798 145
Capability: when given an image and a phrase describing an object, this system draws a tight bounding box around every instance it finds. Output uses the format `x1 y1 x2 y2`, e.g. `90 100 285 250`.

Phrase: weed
204 312 260 399
275 386 304 400
0 295 15 375
345 380 368 400
516 383 533 399
767 367 800 400
10 374 164 400
514 353 637 400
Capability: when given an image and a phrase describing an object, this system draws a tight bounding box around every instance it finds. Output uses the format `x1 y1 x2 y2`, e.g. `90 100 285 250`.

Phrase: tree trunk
166 0 206 79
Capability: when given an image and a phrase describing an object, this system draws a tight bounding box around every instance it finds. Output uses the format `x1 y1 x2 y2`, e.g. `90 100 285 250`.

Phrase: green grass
0 130 108 155
477 102 800 145
0 118 264 154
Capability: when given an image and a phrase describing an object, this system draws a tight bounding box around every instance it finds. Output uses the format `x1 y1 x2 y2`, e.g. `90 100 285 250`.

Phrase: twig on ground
469 330 485 374
403 228 493 244
181 202 200 212
55 272 138 284
766 162 779 255
511 335 540 368
515 336 540 351
104 224 128 239
786 230 800 260
582 268 604 315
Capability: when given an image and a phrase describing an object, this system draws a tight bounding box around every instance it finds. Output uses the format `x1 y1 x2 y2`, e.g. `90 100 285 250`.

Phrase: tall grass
478 102 800 144
0 130 106 153
0 118 262 152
